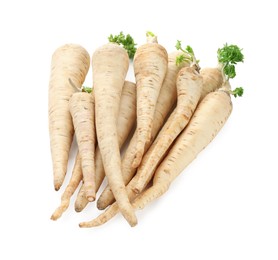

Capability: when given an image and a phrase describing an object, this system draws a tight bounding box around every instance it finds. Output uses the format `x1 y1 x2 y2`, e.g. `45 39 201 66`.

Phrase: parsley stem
146 31 158 43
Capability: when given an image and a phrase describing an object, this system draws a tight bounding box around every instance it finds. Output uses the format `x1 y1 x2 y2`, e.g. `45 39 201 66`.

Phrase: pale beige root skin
200 67 223 100
74 81 136 212
93 43 137 227
133 66 203 194
133 41 168 168
133 89 233 210
74 149 101 212
49 44 90 191
69 92 96 201
116 81 137 142
97 51 189 210
51 154 82 220
79 89 232 227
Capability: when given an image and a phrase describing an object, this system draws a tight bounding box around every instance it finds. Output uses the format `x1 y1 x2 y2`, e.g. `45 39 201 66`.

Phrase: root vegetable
49 44 90 190
69 83 96 201
93 43 137 226
132 31 168 167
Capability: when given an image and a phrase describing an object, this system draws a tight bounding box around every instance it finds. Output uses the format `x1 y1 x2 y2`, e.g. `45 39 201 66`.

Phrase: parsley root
132 31 168 168
69 84 96 201
48 44 90 191
48 40 245 228
93 42 137 226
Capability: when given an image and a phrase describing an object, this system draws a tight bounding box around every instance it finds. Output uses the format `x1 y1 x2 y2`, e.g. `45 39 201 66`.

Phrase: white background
0 0 277 259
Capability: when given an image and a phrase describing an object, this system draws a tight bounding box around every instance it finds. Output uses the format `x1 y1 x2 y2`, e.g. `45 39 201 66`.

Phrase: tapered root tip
75 207 82 213
74 202 86 212
96 200 107 210
79 221 101 228
50 214 58 221
97 188 115 210
74 198 86 212
79 222 87 228
50 208 63 221
129 218 138 227
54 177 64 191
122 209 138 227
